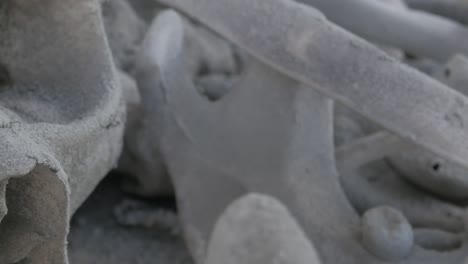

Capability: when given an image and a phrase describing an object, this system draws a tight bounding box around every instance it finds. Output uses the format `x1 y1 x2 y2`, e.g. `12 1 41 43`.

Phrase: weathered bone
336 55 468 233
334 123 466 231
136 9 467 264
128 9 240 197
340 160 465 232
335 131 400 170
0 0 125 262
158 0 468 171
414 228 463 251
299 0 468 60
389 55 468 200
406 0 468 25
102 0 146 71
205 193 322 264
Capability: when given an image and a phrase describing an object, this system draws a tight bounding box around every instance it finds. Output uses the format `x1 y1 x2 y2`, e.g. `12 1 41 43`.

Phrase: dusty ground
68 174 194 264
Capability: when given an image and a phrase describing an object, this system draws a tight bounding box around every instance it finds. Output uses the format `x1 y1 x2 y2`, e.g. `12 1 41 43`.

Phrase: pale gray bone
204 193 322 264
102 0 146 71
414 228 463 251
433 54 468 93
334 116 466 231
388 55 468 200
158 0 468 234
335 131 401 170
333 104 379 147
406 0 468 25
405 58 442 75
115 70 170 196
127 10 239 197
119 70 141 108
334 110 367 147
378 44 405 61
0 0 125 262
389 146 468 201
340 160 465 232
156 1 464 242
297 0 468 61
137 10 467 264
158 0 468 171
337 55 468 215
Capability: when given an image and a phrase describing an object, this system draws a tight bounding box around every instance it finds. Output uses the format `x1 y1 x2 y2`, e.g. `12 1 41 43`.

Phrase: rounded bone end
205 193 322 264
361 206 414 262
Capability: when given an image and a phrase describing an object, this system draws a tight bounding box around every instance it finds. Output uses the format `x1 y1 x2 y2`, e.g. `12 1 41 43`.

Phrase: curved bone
406 0 468 25
0 164 68 264
333 103 379 147
298 0 468 60
433 54 468 92
0 0 125 262
340 160 465 232
102 0 146 71
414 228 463 251
116 70 173 197
205 193 322 264
128 10 239 197
136 10 467 264
334 115 466 231
389 55 468 200
335 131 400 170
337 56 468 230
157 0 468 171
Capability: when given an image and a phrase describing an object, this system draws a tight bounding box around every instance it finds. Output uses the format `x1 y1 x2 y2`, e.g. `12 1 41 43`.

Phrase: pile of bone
2 0 468 263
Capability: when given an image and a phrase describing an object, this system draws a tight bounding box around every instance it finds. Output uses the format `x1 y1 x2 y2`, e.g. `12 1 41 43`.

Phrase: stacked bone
115 0 468 263
3 0 468 263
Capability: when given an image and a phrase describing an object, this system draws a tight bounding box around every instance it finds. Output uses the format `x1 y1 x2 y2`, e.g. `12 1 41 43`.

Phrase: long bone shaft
335 131 400 170
405 0 468 25
158 0 468 170
299 0 468 60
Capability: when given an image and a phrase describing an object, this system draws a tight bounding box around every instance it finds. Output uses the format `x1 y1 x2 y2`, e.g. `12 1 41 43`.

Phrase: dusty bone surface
101 0 174 197
336 54 468 228
298 0 468 61
333 57 468 260
205 193 322 264
102 0 146 72
133 6 468 263
386 55 468 200
124 6 240 197
159 0 468 170
145 0 468 254
333 51 468 229
3 0 468 263
79 0 468 263
0 0 125 263
405 0 468 25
